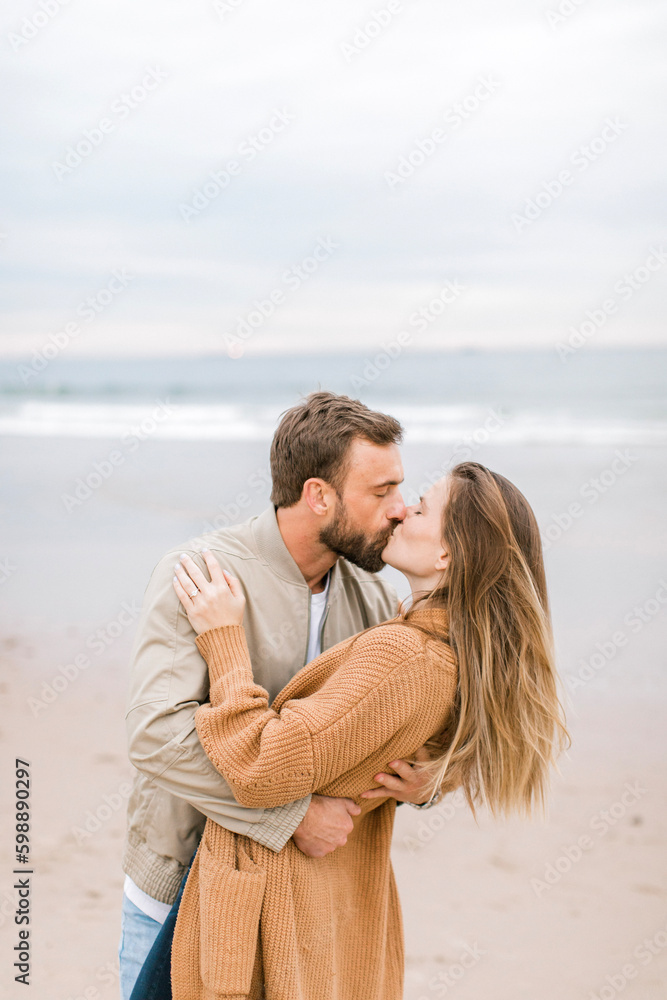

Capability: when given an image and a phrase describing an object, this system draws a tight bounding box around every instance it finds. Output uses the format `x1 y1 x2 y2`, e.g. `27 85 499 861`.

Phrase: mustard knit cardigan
171 608 457 1000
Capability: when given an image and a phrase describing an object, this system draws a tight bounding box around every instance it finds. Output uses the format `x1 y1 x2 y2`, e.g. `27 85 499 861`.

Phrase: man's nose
387 495 407 522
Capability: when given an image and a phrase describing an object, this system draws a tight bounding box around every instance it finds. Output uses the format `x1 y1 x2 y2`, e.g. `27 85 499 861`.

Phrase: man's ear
302 478 333 517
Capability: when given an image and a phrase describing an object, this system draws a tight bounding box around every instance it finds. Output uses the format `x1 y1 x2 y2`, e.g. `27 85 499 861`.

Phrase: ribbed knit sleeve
194 622 451 809
195 625 315 807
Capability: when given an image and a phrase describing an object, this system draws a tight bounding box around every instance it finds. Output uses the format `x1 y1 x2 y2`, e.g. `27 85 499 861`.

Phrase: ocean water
0 348 665 445
0 347 665 699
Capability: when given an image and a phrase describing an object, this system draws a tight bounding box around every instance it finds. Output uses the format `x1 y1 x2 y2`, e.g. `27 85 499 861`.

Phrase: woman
170 462 569 1000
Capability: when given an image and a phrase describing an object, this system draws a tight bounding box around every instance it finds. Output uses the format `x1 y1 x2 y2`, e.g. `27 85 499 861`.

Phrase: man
120 392 431 999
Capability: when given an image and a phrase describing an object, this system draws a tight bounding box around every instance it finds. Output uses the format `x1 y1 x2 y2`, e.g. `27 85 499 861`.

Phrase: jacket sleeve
194 621 433 808
125 551 311 852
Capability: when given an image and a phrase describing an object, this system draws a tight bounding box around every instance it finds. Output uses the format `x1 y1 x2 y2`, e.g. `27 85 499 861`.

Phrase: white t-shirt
124 874 173 924
306 571 330 663
125 572 332 921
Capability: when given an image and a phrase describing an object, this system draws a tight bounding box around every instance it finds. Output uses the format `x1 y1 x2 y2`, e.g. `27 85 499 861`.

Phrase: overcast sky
2 0 666 358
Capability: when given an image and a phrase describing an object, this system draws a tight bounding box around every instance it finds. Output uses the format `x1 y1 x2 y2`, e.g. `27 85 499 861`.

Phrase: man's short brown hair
270 391 403 508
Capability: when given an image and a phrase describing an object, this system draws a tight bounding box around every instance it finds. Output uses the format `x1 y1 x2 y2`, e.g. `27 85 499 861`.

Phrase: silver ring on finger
189 588 198 598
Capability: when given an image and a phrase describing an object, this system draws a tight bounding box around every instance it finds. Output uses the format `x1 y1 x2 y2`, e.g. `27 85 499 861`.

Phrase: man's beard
319 498 399 574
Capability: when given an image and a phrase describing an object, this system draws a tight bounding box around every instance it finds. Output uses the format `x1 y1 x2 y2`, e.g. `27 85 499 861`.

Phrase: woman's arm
172 549 455 810
194 620 443 808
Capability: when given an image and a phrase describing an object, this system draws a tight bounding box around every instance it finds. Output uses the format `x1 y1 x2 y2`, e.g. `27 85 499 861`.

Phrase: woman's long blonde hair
407 461 570 818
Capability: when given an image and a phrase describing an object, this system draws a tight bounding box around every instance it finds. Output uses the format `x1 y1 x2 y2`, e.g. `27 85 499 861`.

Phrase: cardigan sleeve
194 622 441 809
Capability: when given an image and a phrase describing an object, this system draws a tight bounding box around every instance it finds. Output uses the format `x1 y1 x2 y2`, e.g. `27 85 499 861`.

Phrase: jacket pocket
198 838 267 996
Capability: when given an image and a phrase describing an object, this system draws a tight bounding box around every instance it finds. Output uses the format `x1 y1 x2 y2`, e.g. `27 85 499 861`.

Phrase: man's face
319 439 407 573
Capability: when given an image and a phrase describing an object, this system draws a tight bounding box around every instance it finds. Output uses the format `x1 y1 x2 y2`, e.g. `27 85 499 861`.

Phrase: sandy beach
1 433 666 999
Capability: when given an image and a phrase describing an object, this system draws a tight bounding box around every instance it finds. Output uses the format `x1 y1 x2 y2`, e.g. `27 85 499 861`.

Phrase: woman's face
382 476 450 583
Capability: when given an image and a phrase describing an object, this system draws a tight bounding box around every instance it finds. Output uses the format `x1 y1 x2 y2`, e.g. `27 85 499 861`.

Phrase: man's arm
126 550 312 852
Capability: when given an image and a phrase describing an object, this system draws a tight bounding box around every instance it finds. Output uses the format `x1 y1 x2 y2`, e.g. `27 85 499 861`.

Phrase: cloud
1 0 666 356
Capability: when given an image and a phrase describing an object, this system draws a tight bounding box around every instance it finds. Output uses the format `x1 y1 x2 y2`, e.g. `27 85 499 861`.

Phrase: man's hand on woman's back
292 795 361 858
293 743 437 858
360 745 435 805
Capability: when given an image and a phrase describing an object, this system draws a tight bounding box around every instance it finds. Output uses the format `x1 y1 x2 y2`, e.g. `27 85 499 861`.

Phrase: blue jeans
118 895 164 1000
128 859 194 1000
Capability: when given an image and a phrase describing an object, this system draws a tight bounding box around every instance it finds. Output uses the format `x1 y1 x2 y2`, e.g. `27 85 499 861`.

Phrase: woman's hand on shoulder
172 549 246 635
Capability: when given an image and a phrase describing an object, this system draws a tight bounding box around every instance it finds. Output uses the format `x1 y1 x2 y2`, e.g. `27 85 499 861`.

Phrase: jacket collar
251 505 343 596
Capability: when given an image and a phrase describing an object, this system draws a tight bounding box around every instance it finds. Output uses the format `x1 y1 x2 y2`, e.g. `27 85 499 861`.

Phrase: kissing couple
120 391 569 1000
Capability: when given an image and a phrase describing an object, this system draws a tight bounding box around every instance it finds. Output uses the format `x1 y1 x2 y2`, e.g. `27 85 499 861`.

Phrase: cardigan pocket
199 839 267 996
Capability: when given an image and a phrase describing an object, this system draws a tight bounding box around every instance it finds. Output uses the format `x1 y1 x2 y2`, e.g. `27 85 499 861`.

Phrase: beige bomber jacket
123 506 398 904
